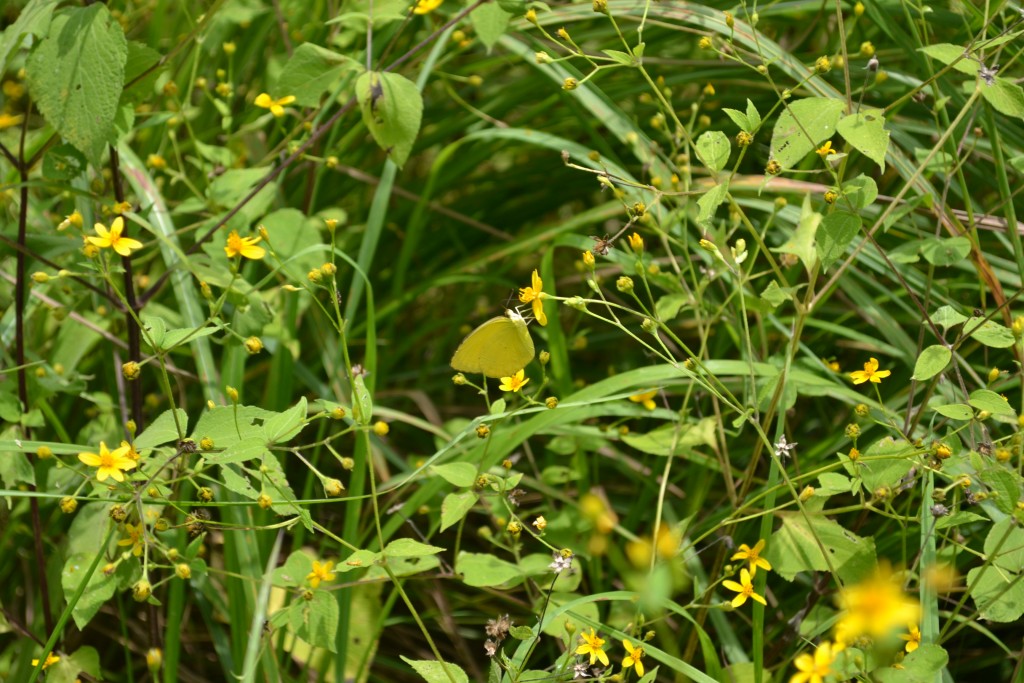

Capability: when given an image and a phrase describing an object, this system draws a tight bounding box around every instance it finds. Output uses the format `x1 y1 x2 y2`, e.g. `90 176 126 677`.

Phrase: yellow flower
816 140 836 158
849 357 891 384
575 628 610 666
78 441 138 482
900 624 921 652
833 564 921 647
518 269 548 326
32 652 60 670
254 92 296 117
629 390 657 411
789 642 834 683
57 210 84 231
224 230 266 260
88 217 143 256
731 539 772 574
628 232 644 253
499 369 530 393
622 639 646 677
121 440 141 461
0 112 24 130
118 522 146 557
722 568 766 607
307 560 336 588
413 0 443 13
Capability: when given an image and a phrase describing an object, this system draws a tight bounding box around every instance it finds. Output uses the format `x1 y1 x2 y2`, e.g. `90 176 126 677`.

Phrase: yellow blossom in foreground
224 230 266 259
78 441 137 482
628 231 644 253
849 357 891 384
789 642 834 683
629 389 658 411
499 369 530 393
834 564 921 646
816 140 836 158
731 539 772 574
88 217 143 256
413 0 443 13
900 624 921 652
622 639 646 676
307 560 336 588
518 269 548 326
254 92 296 117
0 112 24 130
576 628 610 666
722 568 766 607
32 652 60 670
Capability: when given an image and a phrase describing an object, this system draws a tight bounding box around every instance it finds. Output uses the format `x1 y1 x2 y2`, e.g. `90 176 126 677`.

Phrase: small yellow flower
0 112 24 130
78 441 138 482
373 420 390 437
32 652 60 670
731 539 772 574
628 231 644 253
499 369 530 393
224 230 266 259
307 560 337 588
722 568 766 607
699 36 713 50
575 628 610 666
816 140 836 158
88 217 143 256
532 516 547 531
254 92 296 117
849 357 891 384
118 522 146 557
703 83 715 96
789 642 834 683
57 210 84 231
900 624 921 653
412 0 443 13
622 639 646 676
582 250 595 267
629 390 657 411
518 269 548 326
147 154 167 170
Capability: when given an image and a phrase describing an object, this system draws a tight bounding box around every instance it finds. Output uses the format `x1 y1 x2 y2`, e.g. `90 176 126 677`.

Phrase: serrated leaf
745 98 762 131
770 97 845 169
722 107 748 131
969 389 1015 417
816 210 860 270
62 553 117 629
356 71 423 168
932 403 973 420
26 5 127 163
441 491 478 531
471 2 512 51
383 539 445 558
134 409 188 449
912 345 951 381
695 130 731 172
967 565 1024 622
401 657 469 683
276 42 355 107
764 512 875 582
431 462 477 487
296 590 339 653
263 397 308 443
272 550 314 587
836 108 889 171
0 0 56 79
983 471 1021 516
696 182 729 225
920 236 971 266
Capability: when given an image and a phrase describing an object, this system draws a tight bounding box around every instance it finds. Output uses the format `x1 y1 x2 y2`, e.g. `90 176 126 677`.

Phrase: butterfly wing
450 316 535 378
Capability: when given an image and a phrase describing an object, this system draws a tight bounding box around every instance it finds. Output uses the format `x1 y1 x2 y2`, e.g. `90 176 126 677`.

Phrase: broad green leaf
655 293 688 321
401 657 470 683
441 491 479 531
932 403 973 420
621 418 716 456
134 409 189 449
980 78 1024 120
121 41 163 106
836 108 889 171
985 518 1024 572
141 315 167 350
0 0 55 75
497 0 527 13
920 236 971 266
263 397 308 443
841 174 878 210
272 551 314 588
982 468 1021 515
456 551 522 587
935 511 986 529
816 210 860 270
431 462 478 487
772 194 820 271
964 317 1015 348
383 539 445 558
62 553 117 629
911 345 951 380
158 324 222 353
967 565 1024 622
765 512 875 582
968 389 1015 417
26 5 127 162
356 70 423 168
696 182 729 225
296 590 339 653
816 472 852 495
933 305 968 328
919 44 977 75
695 131 731 172
859 438 915 493
874 645 949 682
745 98 762 131
42 143 88 180
722 107 748 131
471 2 512 51
770 97 845 169
50 646 101 683
490 398 507 415
208 437 266 465
276 42 356 107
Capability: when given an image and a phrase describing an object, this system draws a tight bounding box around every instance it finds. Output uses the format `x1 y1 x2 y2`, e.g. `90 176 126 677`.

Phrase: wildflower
582 250 595 268
79 441 137 482
533 516 547 531
703 83 715 96
307 560 337 588
324 478 344 497
60 496 78 514
373 421 390 436
254 92 296 117
412 0 442 13
833 564 921 647
518 269 548 326
789 642 834 683
815 55 831 73
774 435 798 459
766 159 782 175
628 232 644 253
722 568 766 607
112 201 132 215
244 336 263 354
146 648 163 673
563 77 578 91
485 614 512 640
525 8 538 23
622 639 646 677
32 653 60 670
257 493 273 509
629 390 658 411
123 361 141 380
133 578 152 601
573 662 591 678
849 357 891 384
88 217 143 256
699 36 713 49
118 522 146 557
57 210 83 230
616 276 634 293
499 369 530 393
816 140 836 158
900 624 921 652
731 539 772 574
576 628 610 667
737 131 753 147
546 397 558 409
224 230 265 259
549 550 573 573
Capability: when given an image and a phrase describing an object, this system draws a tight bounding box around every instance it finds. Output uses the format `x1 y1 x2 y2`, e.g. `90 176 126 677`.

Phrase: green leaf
602 49 637 67
968 389 1015 417
932 403 973 420
296 590 340 653
841 174 878 210
497 0 527 13
440 491 478 531
982 469 1021 516
769 97 845 169
490 398 507 415
919 44 977 75
696 182 729 226
401 657 470 683
935 511 986 529
121 41 163 106
655 293 688 322
912 345 951 381
985 518 1024 571
0 0 56 77
49 646 101 683
874 645 949 682
722 107 748 132
745 99 762 131
765 512 876 583
816 472 852 495
263 397 308 444
431 462 478 487
276 42 356 107
456 551 522 587
964 317 1015 348
695 131 731 172
760 280 796 308
816 210 860 270
836 108 889 171
621 418 716 456
353 373 373 425
920 236 971 266
356 70 423 168
509 624 535 639
134 409 188 449
981 77 1024 120
471 2 512 51
772 194 820 272
933 305 968 328
26 5 127 163
383 539 445 558
859 438 916 492
967 565 1024 622
42 143 88 180
0 447 33 488
62 553 117 629
208 437 266 465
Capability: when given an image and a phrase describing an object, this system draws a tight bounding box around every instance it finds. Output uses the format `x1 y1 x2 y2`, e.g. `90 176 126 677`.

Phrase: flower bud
546 397 559 409
453 373 467 385
244 336 263 354
258 493 273 509
324 478 345 497
226 386 239 402
562 77 578 91
122 361 141 380
60 497 78 514
146 648 163 674
815 55 832 73
476 424 491 439
200 437 215 450
641 318 657 333
616 276 634 293
37 446 53 459
539 350 550 365
110 505 128 523
133 579 152 602
799 486 815 501
373 421 390 437
176 563 192 580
